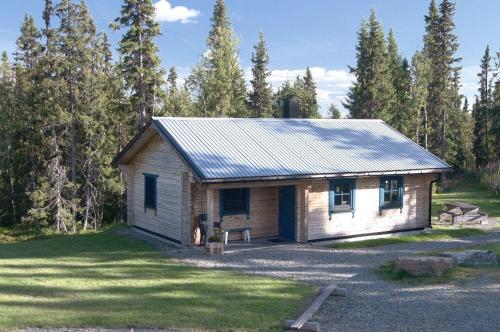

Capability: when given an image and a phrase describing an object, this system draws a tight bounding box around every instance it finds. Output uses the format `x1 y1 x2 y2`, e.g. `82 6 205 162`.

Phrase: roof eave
199 167 453 184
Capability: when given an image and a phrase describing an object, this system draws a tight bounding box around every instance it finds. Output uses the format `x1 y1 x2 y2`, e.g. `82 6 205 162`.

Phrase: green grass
329 227 485 249
0 227 49 243
432 176 500 220
0 228 314 331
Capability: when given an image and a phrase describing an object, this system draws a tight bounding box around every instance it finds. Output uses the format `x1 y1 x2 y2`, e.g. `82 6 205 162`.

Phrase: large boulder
394 256 455 277
442 250 498 267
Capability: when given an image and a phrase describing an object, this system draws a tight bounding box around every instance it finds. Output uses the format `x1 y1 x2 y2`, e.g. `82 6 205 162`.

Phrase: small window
220 188 249 217
380 176 403 211
144 173 158 212
329 179 355 215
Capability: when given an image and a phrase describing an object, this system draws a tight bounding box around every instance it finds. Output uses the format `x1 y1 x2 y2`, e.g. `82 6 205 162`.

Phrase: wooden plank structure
438 201 488 225
285 284 347 331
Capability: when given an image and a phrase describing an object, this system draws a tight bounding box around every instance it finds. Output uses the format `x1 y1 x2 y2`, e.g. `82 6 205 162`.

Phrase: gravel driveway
133 229 500 331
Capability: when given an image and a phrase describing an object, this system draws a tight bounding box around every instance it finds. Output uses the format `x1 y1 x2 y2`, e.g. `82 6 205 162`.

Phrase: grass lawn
329 227 485 249
0 227 314 331
432 176 500 220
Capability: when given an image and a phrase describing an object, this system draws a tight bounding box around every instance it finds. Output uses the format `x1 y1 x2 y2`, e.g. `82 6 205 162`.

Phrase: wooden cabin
112 117 451 245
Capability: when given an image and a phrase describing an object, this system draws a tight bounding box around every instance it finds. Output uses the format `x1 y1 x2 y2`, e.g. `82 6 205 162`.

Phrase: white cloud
154 0 200 24
266 67 354 117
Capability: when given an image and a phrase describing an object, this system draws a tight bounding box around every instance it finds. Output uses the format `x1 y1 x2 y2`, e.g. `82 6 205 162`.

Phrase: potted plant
205 227 224 255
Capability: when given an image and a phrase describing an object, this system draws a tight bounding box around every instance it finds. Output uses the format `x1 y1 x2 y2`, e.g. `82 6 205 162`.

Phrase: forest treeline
0 0 498 231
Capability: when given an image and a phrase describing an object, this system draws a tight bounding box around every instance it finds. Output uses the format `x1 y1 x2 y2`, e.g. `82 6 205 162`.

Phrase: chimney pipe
283 96 300 118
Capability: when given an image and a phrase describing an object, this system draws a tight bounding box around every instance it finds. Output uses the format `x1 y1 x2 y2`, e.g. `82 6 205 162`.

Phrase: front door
279 185 296 241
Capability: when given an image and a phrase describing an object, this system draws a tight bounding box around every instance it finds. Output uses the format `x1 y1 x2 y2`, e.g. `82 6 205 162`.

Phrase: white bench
223 227 252 245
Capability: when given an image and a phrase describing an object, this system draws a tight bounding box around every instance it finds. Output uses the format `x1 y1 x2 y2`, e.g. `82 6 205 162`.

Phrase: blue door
279 185 296 241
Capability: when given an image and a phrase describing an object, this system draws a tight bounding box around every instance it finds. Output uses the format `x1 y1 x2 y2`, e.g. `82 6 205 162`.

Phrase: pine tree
301 67 320 118
167 66 177 95
344 19 369 119
424 0 462 160
409 50 431 146
328 104 341 119
112 0 165 129
447 73 474 171
473 45 496 167
0 52 18 226
12 15 44 227
187 0 248 117
249 32 273 118
386 30 412 135
164 66 192 116
344 10 394 120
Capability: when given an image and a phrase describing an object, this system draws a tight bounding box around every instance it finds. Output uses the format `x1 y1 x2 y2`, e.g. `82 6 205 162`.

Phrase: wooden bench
223 226 252 245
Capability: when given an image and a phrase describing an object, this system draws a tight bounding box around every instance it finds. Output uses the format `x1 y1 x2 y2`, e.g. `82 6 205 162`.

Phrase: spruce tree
0 52 18 226
344 10 394 120
301 67 320 118
386 30 412 135
249 32 273 118
112 0 165 129
164 66 192 116
424 0 461 160
473 45 496 167
344 19 369 119
187 0 248 117
409 50 431 146
13 15 44 227
328 104 341 119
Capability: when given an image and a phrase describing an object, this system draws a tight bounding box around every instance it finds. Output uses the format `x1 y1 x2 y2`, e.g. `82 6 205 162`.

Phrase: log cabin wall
120 134 193 245
305 174 434 241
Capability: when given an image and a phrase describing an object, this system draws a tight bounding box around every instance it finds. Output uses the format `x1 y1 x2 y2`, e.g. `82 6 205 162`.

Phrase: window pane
223 188 247 214
342 193 351 205
144 176 155 208
342 183 350 193
392 180 398 190
384 191 390 202
334 195 341 206
335 185 340 194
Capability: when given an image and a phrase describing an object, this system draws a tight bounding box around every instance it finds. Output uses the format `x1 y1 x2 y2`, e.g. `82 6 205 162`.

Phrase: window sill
222 212 248 217
381 204 400 210
330 208 353 214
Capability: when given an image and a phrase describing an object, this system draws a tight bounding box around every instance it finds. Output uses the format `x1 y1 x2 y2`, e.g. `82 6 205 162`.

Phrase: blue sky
1 1 499 116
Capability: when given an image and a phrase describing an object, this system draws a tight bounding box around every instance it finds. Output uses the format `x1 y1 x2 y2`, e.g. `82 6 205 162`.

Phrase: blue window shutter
245 188 250 219
219 189 224 220
153 176 157 215
398 176 404 213
144 180 147 212
379 178 384 215
351 179 356 218
328 180 334 220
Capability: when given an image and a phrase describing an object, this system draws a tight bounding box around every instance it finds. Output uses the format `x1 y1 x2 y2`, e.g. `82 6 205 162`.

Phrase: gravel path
131 229 500 331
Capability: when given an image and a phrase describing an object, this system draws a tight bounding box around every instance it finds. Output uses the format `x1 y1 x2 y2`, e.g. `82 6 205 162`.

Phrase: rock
394 256 455 277
442 250 498 267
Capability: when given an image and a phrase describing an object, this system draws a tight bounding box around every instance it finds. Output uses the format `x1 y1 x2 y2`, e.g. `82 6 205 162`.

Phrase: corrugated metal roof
153 117 451 181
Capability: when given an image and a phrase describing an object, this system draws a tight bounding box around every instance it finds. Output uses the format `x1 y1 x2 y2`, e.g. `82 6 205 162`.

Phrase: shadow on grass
0 230 314 330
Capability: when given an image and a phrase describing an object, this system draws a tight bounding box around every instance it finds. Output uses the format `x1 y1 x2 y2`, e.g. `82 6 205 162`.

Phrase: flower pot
205 241 224 256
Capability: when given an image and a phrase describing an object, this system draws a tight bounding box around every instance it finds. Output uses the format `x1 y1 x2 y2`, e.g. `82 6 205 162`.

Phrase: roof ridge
152 116 384 122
